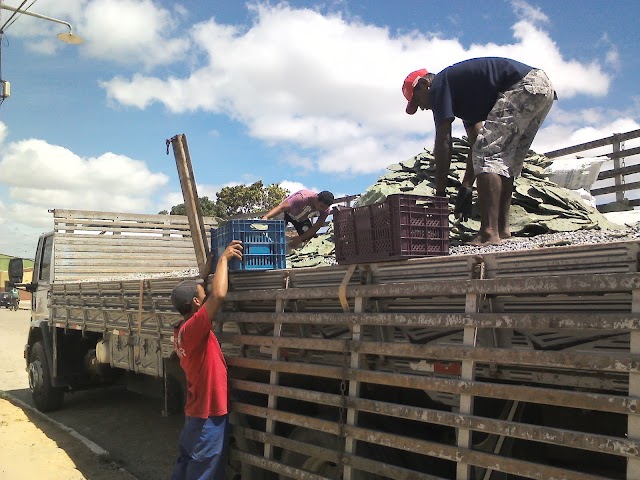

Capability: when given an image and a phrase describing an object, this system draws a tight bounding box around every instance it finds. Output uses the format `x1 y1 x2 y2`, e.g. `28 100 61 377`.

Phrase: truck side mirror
8 258 24 285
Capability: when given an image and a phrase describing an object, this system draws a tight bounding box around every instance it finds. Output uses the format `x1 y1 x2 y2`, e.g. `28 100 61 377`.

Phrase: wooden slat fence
545 129 640 210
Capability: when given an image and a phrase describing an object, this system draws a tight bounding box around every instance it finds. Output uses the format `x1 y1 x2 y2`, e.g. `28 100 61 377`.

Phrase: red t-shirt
173 305 228 418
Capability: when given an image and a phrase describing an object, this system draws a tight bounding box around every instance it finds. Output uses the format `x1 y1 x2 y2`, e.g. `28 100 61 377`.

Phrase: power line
4 0 38 31
0 0 29 33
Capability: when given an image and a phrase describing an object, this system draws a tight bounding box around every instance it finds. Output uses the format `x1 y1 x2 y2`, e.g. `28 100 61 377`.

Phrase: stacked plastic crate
211 220 286 272
333 194 449 265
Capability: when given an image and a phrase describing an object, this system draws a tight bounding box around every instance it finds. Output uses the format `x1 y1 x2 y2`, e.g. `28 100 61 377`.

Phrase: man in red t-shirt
170 240 243 480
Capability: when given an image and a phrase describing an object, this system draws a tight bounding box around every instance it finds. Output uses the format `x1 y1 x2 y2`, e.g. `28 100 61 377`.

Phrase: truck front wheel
28 341 64 412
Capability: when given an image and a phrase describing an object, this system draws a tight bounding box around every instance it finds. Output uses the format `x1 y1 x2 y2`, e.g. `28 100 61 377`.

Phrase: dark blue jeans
171 414 230 480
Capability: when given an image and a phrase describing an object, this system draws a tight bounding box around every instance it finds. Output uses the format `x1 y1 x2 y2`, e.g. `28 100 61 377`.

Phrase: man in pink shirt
262 189 334 248
170 240 243 480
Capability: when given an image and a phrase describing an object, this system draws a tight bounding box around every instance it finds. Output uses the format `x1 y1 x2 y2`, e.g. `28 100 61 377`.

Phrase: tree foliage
161 181 289 219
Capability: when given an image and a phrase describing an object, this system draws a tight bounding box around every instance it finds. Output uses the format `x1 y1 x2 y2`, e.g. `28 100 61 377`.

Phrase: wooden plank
599 160 640 180
55 251 198 260
226 273 640 302
54 221 195 231
218 311 640 331
629 289 640 478
169 133 209 274
231 380 640 458
52 208 217 225
236 427 444 480
544 129 640 158
54 219 213 229
55 237 200 248
608 145 640 161
345 425 611 480
235 403 611 480
54 258 195 267
592 180 640 196
219 334 640 373
227 357 638 414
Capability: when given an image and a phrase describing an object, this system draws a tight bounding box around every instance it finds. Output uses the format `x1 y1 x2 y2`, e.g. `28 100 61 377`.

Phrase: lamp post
0 3 84 44
0 3 83 101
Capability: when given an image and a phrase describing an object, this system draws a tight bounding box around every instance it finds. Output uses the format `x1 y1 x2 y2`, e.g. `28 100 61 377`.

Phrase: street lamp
0 3 84 44
0 3 83 101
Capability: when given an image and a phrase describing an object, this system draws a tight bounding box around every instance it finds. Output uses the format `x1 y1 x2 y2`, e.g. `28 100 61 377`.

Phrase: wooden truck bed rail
49 239 640 479
51 209 217 281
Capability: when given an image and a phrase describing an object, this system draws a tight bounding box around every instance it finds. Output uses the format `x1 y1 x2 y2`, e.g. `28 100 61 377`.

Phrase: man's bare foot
499 231 511 239
470 234 501 246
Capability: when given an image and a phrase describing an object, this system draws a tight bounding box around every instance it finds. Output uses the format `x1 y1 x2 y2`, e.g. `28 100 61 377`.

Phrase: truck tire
28 341 64 412
279 427 383 480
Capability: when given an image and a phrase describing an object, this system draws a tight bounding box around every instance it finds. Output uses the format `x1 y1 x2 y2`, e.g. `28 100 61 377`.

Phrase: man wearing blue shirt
403 57 555 245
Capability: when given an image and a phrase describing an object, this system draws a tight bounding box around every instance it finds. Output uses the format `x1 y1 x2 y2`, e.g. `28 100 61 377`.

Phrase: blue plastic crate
211 219 286 271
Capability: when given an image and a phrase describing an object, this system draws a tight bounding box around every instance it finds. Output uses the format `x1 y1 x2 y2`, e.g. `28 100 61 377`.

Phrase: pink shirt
173 305 228 418
285 189 329 223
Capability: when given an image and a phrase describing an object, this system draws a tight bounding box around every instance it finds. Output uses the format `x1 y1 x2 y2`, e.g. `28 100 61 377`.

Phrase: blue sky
0 0 639 258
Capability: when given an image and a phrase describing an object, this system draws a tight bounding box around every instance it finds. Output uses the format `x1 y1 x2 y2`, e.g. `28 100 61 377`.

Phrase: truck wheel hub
28 361 44 391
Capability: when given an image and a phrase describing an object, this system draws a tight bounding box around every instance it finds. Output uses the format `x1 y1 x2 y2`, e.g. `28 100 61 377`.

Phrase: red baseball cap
402 68 428 115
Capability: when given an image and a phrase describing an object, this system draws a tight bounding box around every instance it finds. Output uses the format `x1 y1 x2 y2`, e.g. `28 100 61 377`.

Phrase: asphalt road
0 308 185 480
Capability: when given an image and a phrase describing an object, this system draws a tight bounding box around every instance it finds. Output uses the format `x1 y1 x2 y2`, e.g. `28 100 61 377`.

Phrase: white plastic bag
544 157 606 191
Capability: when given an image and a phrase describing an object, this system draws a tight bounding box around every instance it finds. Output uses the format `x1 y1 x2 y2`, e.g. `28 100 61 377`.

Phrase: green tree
160 182 289 219
165 196 222 217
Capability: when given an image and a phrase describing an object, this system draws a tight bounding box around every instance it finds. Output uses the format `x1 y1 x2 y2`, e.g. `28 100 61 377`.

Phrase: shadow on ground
7 387 184 480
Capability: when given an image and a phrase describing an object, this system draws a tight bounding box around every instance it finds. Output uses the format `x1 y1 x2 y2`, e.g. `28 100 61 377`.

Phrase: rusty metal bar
220 334 640 373
226 272 640 301
457 290 480 480
343 295 364 480
227 357 638 415
629 289 640 478
233 403 612 480
345 425 611 480
544 129 640 158
237 426 446 480
231 450 330 480
231 379 640 458
264 298 284 460
219 311 640 330
235 402 340 435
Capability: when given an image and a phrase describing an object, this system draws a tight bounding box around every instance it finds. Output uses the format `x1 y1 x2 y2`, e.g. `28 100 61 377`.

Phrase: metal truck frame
9 206 640 480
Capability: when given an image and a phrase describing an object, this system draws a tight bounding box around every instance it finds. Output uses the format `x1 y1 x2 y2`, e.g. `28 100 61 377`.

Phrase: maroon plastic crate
333 194 449 264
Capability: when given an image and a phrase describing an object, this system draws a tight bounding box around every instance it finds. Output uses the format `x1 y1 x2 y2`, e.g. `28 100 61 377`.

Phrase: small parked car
0 292 13 309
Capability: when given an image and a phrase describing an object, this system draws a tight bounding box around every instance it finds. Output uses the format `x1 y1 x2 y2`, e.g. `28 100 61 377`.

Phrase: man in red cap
403 57 555 245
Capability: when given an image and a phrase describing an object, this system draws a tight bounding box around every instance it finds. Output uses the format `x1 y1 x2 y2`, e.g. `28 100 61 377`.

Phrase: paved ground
0 308 185 480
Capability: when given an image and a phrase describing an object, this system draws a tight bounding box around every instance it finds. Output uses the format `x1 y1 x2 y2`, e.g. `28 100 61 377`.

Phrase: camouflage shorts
472 69 554 178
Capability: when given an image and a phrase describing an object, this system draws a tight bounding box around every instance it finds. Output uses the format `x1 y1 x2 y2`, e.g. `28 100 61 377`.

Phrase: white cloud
0 135 170 254
511 0 549 24
81 0 190 68
99 2 615 177
6 0 189 68
599 33 621 71
279 181 307 195
0 139 167 194
534 117 640 158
